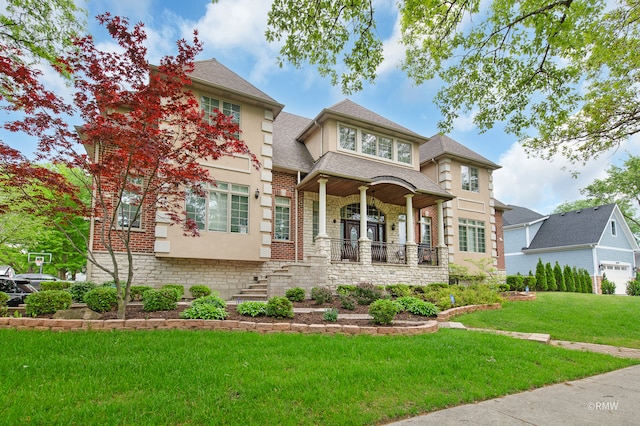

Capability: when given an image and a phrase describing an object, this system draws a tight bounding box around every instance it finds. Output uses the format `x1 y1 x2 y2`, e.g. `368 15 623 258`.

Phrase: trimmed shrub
626 279 640 296
189 285 211 299
236 301 267 317
323 308 338 322
354 283 384 305
522 275 537 291
336 285 357 296
83 287 118 313
386 284 412 298
601 277 616 295
40 281 71 291
68 281 97 302
310 286 332 305
180 295 227 320
25 290 73 317
285 287 305 302
161 284 184 300
368 299 399 325
265 296 294 319
506 275 524 292
129 285 153 301
143 288 178 312
396 296 439 317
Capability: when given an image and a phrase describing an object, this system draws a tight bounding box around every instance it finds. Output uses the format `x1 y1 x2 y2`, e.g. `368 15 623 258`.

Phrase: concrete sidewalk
386 363 640 425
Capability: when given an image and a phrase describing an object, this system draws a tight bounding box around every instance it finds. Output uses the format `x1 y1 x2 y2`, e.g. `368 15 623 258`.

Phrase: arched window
340 204 385 223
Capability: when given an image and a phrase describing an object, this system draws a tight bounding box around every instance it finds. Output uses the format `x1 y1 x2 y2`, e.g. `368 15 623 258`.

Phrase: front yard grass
0 328 636 425
456 292 640 348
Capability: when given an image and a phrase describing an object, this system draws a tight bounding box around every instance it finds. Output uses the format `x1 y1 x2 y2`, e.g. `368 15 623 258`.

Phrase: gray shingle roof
503 205 546 226
189 59 282 107
272 112 315 172
526 204 616 250
420 134 500 169
304 151 452 198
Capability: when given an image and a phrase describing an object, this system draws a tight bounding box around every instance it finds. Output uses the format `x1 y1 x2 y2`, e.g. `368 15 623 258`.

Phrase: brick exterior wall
271 171 304 261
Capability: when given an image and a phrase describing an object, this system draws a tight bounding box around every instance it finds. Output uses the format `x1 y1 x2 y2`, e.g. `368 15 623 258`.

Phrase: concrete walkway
387 323 640 425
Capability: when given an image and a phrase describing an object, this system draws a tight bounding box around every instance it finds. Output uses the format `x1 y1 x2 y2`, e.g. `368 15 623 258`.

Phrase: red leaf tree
1 14 259 318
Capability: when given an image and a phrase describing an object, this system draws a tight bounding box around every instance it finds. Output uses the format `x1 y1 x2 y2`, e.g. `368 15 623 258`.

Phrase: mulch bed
98 299 434 326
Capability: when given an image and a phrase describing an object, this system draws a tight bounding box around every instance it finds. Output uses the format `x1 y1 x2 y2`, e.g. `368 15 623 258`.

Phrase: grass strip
0 328 636 425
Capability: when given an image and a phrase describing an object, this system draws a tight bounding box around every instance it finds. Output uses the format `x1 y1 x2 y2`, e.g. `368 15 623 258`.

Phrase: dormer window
338 124 413 166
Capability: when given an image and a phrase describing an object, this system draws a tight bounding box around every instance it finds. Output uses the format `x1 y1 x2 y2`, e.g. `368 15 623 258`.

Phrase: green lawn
456 292 640 348
0 328 636 425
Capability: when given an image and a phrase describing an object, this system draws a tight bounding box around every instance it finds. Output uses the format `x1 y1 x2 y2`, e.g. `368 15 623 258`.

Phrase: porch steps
231 281 268 302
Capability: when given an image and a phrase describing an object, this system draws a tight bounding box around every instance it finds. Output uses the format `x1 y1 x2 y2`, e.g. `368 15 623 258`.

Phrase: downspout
295 171 300 262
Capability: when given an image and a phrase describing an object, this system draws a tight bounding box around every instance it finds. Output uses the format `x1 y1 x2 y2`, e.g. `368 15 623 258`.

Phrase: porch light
254 188 260 199
391 223 395 231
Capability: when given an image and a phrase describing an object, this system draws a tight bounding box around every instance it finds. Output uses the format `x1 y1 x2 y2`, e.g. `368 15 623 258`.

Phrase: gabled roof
272 112 315 172
297 99 429 144
420 134 500 169
188 59 284 115
503 205 546 226
493 199 512 211
526 204 617 250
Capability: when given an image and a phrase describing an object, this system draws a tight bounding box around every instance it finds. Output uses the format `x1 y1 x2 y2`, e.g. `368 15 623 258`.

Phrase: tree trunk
117 297 126 319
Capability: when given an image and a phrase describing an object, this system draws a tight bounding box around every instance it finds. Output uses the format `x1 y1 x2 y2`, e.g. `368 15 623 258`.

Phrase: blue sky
5 0 640 214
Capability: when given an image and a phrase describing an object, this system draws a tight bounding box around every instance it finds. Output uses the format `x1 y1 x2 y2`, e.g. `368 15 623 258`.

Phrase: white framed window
201 95 241 137
459 218 485 253
420 217 432 246
461 165 479 192
118 177 143 229
186 182 249 234
338 124 413 166
274 196 291 241
611 220 617 236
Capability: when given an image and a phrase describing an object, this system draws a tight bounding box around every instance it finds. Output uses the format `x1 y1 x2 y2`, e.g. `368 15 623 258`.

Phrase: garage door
601 264 632 295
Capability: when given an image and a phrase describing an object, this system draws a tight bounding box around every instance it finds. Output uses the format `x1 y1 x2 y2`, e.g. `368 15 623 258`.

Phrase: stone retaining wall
0 317 438 336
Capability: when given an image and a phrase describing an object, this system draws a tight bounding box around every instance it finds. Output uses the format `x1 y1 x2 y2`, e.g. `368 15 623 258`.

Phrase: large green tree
553 154 640 242
266 0 640 162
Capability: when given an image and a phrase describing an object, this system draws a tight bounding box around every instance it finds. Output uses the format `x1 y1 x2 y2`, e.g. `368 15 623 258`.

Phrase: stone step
230 293 267 302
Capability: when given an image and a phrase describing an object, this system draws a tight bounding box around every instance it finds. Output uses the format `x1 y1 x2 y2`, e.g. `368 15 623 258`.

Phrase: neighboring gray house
504 204 639 294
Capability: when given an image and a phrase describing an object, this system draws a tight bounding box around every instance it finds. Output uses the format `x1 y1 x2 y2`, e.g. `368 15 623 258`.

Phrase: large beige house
86 59 504 299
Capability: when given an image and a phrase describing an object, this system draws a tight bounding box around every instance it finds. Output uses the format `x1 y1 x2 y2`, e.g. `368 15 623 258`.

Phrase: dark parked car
0 277 38 307
13 273 61 290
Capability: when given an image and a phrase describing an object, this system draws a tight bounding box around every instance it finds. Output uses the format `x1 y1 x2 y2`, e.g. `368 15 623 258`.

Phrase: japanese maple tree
1 14 258 318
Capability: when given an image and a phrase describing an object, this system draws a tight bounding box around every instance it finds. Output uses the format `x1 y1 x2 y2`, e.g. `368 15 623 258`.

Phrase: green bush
310 286 332 305
180 296 227 320
506 275 524 291
421 284 503 311
285 287 305 302
189 285 211 299
354 283 384 305
161 284 184 300
386 284 412 298
143 288 178 312
522 275 537 291
83 287 118 313
25 290 73 317
426 283 449 291
339 294 356 310
396 296 439 317
265 296 294 319
626 279 640 296
236 301 267 317
323 308 338 322
336 285 357 296
601 278 616 295
368 299 399 325
68 281 97 302
0 292 9 306
40 281 71 291
129 285 153 301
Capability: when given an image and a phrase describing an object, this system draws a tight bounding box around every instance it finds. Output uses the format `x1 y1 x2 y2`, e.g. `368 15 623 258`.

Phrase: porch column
405 194 415 244
359 186 368 240
317 178 328 238
436 200 445 247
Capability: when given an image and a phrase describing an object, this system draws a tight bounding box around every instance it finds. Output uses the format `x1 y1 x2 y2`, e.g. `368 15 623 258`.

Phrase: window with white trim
461 165 479 192
274 196 291 241
186 182 249 233
337 124 414 166
611 220 617 236
201 95 241 137
118 177 143 229
459 218 485 253
420 217 432 246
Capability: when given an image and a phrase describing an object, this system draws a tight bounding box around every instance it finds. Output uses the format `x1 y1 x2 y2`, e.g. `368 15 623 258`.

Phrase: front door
342 220 386 261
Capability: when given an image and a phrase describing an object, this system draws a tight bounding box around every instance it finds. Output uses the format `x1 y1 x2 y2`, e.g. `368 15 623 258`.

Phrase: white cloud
451 110 478 132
